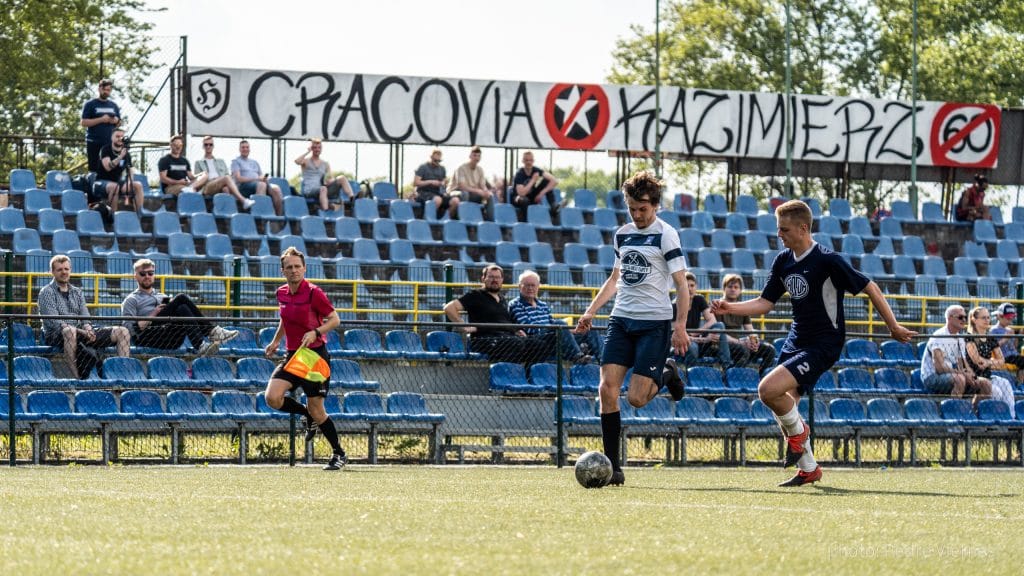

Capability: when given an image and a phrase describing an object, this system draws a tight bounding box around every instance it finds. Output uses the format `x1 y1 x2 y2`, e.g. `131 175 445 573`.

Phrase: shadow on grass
642 484 1018 499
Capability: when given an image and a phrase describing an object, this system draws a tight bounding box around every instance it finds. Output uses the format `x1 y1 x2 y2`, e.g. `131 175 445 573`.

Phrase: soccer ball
574 450 613 488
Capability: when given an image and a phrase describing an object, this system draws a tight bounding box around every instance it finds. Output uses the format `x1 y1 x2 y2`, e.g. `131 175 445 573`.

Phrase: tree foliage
0 0 159 137
608 0 1024 210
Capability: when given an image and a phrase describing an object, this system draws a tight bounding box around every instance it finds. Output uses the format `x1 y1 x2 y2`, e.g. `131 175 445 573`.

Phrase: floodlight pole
784 0 793 197
654 0 662 179
909 0 920 213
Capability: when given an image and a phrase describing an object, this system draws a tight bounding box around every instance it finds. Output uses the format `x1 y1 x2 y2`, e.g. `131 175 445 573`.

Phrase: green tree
1 0 159 170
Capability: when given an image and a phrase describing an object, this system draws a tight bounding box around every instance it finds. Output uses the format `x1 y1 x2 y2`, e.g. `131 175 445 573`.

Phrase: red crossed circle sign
544 83 610 150
929 102 1001 168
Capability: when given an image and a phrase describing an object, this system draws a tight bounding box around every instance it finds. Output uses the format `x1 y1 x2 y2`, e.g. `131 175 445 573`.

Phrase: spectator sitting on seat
991 302 1024 381
492 177 508 203
965 306 1016 418
507 270 599 365
955 174 992 222
443 264 547 364
679 271 731 368
158 134 208 197
920 304 991 407
294 137 355 212
80 78 120 173
121 258 239 356
95 127 144 214
710 273 776 374
512 151 561 222
231 139 283 215
869 204 891 223
38 254 130 379
414 148 455 219
193 135 254 209
450 146 498 218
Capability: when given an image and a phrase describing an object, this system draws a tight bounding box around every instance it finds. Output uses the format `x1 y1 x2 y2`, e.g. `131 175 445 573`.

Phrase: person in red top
956 174 991 222
264 247 346 470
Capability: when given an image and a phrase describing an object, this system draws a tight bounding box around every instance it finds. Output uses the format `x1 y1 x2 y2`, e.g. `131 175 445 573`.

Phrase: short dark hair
470 146 482 154
621 171 663 206
99 79 113 87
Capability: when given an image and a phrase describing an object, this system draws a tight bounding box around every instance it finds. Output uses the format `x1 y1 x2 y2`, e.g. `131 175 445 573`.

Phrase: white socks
776 405 804 436
797 438 818 473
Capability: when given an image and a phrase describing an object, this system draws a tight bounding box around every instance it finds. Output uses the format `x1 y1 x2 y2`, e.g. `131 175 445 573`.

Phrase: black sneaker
324 451 347 471
662 357 686 401
608 469 625 486
303 416 318 442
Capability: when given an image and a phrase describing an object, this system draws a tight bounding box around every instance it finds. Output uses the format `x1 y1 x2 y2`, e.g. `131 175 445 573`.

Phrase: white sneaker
181 186 195 194
197 340 220 357
209 326 239 343
242 198 256 210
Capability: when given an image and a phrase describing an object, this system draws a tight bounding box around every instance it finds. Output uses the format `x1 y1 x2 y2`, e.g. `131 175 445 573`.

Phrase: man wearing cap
992 303 1023 378
81 79 121 173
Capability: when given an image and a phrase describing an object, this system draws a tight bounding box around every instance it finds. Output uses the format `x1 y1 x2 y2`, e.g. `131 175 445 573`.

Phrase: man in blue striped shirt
508 270 599 364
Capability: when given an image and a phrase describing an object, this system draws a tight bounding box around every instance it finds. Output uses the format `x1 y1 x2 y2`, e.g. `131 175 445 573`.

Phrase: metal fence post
555 326 565 468
231 257 242 318
6 318 15 467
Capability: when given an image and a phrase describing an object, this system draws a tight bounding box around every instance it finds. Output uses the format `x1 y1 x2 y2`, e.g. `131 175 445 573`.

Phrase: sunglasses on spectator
138 270 155 276
955 315 967 321
203 143 213 147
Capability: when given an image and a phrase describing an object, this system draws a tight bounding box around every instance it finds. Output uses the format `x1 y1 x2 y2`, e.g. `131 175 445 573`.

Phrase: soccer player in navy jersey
575 171 690 486
711 200 915 486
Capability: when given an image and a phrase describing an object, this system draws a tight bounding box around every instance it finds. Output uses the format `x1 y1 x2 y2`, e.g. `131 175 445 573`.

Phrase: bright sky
140 0 655 183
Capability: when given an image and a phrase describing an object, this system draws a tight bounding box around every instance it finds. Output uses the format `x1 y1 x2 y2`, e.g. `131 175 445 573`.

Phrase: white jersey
611 217 686 320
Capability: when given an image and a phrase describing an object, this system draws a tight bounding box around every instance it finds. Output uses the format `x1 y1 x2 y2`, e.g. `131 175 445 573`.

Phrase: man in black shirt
512 151 560 221
158 134 209 196
95 127 144 212
680 271 733 367
443 264 546 363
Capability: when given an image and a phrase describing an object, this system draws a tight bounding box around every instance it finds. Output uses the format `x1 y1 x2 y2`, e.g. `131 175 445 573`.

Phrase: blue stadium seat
977 399 1013 423
384 330 439 360
840 234 864 256
37 208 65 236
100 357 149 388
76 209 114 242
976 276 1004 300
736 194 758 217
710 229 736 251
818 215 843 238
952 256 979 279
23 188 51 215
686 366 725 394
940 398 980 425
508 223 538 247
9 168 37 194
703 193 728 216
527 242 556 269
879 340 919 367
372 181 398 202
352 238 387 265
192 357 248 388
331 359 381 390
725 367 759 392
343 391 401 422
577 224 603 247
387 392 445 423
1005 222 1024 243
873 368 911 392
283 195 312 222
237 358 275 386
228 213 263 243
443 220 473 246
847 216 875 240
558 395 599 425
563 243 591 269
921 202 946 223
26 391 88 420
121 390 178 421
973 220 997 244
425 330 482 360
730 248 757 271
714 397 758 425
903 398 942 425
388 199 416 222
405 219 440 247
489 361 528 393
219 327 258 355
673 193 696 214
75 390 134 421
890 200 915 221
841 339 891 368
212 390 269 420
901 235 926 260
573 189 597 211
569 364 600 393
961 240 988 262
606 190 626 212
152 211 182 239
596 245 615 270
15 355 74 383
494 242 522 268
879 217 902 238
697 247 724 270
593 208 620 232
828 398 866 426
457 202 484 227
59 190 89 216
723 213 748 236
212 192 241 221
922 256 947 277
891 255 917 281
837 368 874 391
344 329 400 359
189 212 219 238
859 254 890 281
476 221 503 247
675 397 720 424
690 211 715 233
148 357 193 386
493 203 518 228
51 228 82 254
0 207 26 236
756 214 776 235
657 210 682 230
996 239 1020 261
177 191 208 217
827 198 852 221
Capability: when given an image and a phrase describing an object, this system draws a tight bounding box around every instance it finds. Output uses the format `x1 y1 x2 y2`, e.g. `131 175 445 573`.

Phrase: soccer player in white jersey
575 171 690 486
711 200 916 486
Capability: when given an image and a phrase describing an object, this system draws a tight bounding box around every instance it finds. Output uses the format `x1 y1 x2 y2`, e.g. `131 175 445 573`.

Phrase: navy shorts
270 345 331 398
777 345 841 396
601 317 671 379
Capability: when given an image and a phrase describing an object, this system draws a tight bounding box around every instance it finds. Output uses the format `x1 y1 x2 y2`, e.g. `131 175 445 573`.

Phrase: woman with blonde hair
966 306 1016 417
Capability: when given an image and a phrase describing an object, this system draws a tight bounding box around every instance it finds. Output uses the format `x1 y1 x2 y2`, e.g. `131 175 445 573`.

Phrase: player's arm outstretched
861 281 917 344
709 296 775 318
574 268 619 334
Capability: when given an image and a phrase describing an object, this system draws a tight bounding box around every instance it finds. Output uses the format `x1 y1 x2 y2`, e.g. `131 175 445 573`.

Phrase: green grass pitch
0 465 1019 575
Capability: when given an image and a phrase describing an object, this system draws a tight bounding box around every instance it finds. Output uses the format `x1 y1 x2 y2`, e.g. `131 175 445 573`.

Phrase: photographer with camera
96 127 144 214
80 78 121 172
121 258 238 357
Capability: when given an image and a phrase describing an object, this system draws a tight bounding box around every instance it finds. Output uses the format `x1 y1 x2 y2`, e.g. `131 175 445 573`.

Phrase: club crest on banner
188 69 231 123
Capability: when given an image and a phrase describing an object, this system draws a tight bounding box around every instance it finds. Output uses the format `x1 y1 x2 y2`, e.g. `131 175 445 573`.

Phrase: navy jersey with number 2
761 242 870 356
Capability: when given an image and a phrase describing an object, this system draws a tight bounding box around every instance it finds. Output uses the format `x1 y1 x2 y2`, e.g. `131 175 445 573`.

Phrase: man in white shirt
921 304 991 405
